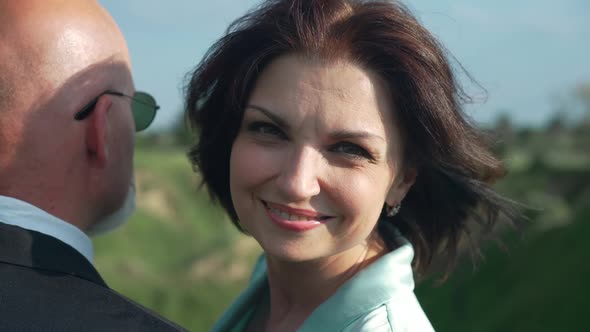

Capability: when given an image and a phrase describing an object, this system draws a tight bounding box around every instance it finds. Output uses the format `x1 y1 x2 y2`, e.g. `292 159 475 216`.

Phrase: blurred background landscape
95 1 589 331
94 82 590 332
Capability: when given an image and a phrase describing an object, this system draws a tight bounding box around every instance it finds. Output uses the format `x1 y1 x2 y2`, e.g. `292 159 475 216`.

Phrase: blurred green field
94 125 589 331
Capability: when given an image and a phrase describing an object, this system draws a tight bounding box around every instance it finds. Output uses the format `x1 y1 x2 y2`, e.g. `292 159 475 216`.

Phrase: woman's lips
262 200 334 231
263 200 331 219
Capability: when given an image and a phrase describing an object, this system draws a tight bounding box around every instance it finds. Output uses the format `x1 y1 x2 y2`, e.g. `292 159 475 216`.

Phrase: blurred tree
572 82 590 150
493 112 514 137
574 82 590 116
170 107 195 148
492 111 515 156
546 111 567 136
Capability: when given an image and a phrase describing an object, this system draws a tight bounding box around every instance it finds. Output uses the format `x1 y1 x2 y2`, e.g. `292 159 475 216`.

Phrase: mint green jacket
210 239 435 332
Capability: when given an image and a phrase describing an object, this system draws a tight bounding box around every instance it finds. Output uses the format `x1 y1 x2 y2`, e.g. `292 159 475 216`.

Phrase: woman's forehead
248 54 395 127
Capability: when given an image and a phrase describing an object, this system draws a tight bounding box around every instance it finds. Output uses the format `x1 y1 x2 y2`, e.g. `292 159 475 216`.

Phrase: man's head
0 0 136 232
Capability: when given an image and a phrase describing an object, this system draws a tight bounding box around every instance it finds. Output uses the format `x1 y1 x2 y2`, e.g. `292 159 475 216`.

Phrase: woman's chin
260 242 324 264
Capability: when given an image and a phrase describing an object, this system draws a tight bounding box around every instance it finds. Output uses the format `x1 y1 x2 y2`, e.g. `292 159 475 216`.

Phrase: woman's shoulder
299 243 435 331
341 305 392 332
342 241 435 332
343 296 435 332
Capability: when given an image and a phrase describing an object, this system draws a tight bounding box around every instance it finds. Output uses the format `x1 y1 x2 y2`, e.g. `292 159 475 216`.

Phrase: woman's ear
85 96 112 169
386 167 417 206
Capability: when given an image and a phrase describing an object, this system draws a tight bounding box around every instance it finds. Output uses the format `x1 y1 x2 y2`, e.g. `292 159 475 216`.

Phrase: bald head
0 0 133 149
0 0 136 230
0 0 131 111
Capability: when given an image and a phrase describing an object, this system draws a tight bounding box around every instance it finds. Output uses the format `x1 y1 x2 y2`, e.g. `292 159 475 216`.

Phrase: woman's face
230 54 413 263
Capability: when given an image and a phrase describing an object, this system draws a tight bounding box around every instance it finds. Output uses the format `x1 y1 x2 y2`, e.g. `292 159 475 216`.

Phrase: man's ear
85 96 112 169
386 167 417 206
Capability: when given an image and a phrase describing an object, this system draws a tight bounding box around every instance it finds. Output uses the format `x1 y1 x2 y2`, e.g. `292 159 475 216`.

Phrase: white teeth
267 205 316 221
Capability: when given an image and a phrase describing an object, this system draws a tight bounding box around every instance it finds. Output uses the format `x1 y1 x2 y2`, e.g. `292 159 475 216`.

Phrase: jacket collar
0 195 94 263
0 222 107 287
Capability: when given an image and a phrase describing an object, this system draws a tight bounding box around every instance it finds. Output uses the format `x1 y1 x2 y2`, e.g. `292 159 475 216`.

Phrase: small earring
386 204 401 217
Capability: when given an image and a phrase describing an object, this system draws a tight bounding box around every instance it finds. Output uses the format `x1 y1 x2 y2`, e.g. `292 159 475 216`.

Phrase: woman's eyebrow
330 129 385 143
245 104 290 130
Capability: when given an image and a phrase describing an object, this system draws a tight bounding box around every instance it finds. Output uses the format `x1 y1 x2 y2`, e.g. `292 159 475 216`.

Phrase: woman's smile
261 200 334 232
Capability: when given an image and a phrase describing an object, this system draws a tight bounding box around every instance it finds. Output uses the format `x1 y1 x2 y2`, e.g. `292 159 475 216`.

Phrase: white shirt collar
0 195 94 263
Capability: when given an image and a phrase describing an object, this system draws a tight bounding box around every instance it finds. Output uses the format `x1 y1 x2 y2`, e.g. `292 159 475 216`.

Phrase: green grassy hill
94 128 589 331
416 200 589 332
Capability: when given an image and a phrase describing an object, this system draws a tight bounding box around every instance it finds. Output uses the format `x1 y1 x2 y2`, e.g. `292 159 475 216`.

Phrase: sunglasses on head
73 90 160 132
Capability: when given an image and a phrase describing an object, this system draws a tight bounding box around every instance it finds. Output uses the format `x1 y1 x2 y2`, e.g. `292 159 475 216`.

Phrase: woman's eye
247 121 286 139
331 142 374 160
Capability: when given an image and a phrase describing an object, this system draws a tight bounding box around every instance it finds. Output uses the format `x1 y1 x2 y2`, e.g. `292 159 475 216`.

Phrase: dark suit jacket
0 222 186 331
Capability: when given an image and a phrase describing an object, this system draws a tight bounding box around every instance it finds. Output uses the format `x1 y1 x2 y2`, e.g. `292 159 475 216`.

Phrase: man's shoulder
0 261 185 331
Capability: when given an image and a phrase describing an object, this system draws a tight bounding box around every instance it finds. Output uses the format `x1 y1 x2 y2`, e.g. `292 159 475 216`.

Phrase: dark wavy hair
185 0 520 278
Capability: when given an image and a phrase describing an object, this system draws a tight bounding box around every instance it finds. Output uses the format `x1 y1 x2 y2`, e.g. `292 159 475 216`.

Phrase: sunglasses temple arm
74 99 99 121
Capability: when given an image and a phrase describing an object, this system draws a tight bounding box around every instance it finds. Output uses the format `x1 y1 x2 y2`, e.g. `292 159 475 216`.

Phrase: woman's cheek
329 171 384 223
231 139 284 183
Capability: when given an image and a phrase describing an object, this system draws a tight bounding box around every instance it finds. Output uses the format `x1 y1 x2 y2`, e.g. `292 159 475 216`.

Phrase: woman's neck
260 241 386 332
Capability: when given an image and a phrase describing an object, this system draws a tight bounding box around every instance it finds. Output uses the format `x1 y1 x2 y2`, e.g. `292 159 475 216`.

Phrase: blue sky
99 0 590 131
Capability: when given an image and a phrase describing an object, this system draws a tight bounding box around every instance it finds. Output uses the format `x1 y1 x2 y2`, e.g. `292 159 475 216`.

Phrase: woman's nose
275 146 321 200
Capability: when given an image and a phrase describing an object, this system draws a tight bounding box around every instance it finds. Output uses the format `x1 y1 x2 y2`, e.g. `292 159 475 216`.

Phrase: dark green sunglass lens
132 92 158 131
